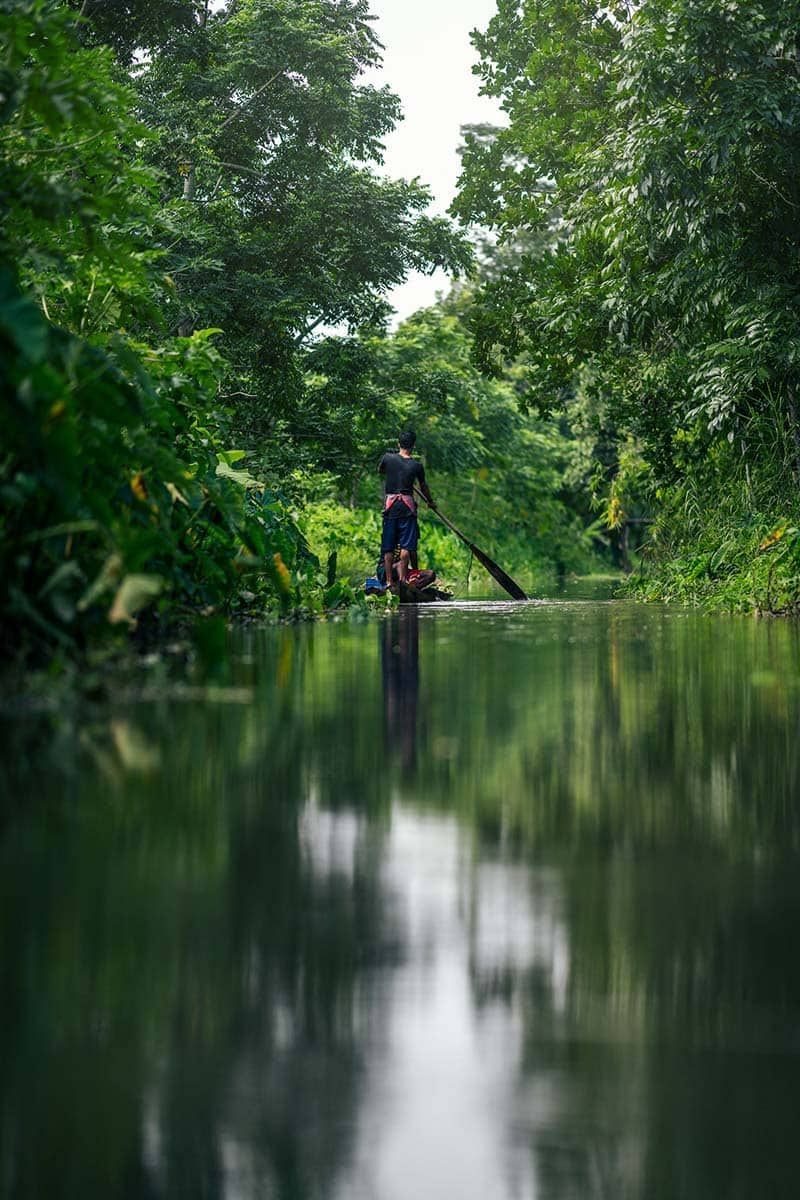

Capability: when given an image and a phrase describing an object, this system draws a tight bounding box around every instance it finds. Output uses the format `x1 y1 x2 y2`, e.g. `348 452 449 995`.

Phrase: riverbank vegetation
1 0 612 669
7 0 798 675
454 0 800 613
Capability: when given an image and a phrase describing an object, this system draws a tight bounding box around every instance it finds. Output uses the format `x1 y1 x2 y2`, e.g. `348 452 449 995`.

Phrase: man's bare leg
383 551 395 591
397 548 411 583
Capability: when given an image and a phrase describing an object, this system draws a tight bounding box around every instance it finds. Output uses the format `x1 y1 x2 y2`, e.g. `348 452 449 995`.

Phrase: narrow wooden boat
397 581 453 604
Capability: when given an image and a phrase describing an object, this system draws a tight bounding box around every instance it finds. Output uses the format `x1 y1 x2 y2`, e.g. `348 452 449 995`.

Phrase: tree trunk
182 164 196 201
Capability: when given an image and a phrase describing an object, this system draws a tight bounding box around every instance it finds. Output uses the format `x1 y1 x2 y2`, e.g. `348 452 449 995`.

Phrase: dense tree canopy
457 1 800 416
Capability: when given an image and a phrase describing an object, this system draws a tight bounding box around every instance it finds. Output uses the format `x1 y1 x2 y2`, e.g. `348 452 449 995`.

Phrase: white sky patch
364 0 503 324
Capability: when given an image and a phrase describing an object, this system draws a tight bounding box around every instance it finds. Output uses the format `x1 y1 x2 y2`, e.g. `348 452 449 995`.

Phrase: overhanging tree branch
182 72 283 201
217 70 284 134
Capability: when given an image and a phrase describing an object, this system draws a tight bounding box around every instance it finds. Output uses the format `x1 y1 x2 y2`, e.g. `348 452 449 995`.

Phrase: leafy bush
0 269 327 659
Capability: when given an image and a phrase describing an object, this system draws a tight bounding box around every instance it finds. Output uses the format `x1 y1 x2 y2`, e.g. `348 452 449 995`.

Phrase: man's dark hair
398 430 416 450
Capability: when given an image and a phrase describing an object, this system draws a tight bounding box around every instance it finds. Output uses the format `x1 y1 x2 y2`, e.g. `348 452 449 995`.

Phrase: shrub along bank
0 268 349 665
625 400 800 615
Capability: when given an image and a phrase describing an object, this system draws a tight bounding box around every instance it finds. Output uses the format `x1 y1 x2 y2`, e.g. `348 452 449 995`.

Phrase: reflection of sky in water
293 728 657 1200
298 806 565 1200
470 863 570 1013
300 802 361 879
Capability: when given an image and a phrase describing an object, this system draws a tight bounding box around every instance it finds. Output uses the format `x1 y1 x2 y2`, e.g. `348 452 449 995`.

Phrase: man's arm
378 453 386 474
417 465 434 506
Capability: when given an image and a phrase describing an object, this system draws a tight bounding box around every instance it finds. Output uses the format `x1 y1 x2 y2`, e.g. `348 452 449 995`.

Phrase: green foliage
0 268 327 657
66 0 199 65
125 0 471 434
629 393 800 612
0 0 473 663
299 299 606 589
1 0 166 334
455 0 800 608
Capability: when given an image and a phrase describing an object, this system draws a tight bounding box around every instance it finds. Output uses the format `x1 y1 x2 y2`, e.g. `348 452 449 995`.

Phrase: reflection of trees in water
411 606 800 856
147 787 396 1200
464 858 646 1199
466 852 800 1197
446 608 800 1198
464 852 800 1198
4 609 800 1198
0 649 401 1200
465 812 800 1193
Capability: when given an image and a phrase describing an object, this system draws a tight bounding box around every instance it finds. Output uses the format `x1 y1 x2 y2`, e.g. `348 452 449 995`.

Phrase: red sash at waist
383 492 416 515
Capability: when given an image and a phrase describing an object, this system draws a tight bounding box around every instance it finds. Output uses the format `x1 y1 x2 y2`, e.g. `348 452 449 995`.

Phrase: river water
3 592 800 1199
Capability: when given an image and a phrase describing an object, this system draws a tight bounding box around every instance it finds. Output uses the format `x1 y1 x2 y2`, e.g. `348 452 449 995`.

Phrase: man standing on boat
378 431 434 590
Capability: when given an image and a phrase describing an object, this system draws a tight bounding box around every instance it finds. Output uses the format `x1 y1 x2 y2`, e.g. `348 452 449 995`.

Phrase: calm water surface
3 595 800 1199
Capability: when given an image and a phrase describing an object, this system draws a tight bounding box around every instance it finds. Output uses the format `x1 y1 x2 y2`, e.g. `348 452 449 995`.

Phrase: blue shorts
381 512 419 555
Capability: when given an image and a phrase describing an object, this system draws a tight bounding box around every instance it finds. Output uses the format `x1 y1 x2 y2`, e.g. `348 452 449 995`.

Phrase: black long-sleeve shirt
378 452 432 515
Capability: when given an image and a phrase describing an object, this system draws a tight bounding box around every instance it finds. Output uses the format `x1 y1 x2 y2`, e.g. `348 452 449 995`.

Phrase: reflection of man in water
381 609 420 774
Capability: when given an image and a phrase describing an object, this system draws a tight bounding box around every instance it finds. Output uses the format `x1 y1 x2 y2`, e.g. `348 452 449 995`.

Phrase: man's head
398 430 416 451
